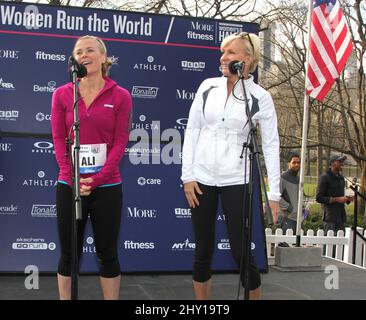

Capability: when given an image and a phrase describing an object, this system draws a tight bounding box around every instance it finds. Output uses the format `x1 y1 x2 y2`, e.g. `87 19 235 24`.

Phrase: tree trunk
325 147 331 170
358 161 366 217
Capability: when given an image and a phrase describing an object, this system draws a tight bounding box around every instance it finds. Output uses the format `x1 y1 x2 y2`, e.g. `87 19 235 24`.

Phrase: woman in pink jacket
51 35 132 300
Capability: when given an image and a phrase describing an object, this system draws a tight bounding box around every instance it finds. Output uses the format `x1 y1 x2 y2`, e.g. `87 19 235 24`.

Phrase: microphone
228 60 244 74
69 56 87 78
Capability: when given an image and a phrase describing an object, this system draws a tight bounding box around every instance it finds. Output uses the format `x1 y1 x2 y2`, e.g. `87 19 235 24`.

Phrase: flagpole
296 0 313 247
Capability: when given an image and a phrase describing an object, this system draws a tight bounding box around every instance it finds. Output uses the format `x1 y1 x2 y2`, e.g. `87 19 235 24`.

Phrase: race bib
75 143 107 174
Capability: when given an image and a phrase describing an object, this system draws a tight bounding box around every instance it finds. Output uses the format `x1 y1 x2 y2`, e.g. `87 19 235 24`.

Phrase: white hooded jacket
181 75 281 202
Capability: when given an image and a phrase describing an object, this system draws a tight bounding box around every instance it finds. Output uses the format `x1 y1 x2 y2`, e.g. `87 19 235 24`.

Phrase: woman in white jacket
181 32 280 300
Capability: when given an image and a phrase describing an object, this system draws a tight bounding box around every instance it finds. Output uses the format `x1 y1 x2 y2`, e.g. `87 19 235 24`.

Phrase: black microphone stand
235 68 273 300
67 59 84 300
348 180 366 264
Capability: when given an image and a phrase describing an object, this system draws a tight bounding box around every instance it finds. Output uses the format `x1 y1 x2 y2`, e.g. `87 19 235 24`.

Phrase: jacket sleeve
316 174 331 204
51 87 72 186
181 81 205 183
89 89 132 190
257 91 281 202
279 178 292 212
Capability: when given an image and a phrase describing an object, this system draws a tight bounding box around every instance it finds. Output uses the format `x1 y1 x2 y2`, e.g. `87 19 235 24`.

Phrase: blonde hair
73 35 113 77
220 32 260 73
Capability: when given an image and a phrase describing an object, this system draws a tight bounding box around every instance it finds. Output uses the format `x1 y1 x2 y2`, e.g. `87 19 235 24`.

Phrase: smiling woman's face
73 38 106 77
219 39 247 77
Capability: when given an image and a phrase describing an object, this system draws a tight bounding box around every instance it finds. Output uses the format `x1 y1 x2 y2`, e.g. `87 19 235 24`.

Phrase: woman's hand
80 177 93 196
183 181 203 208
269 200 280 224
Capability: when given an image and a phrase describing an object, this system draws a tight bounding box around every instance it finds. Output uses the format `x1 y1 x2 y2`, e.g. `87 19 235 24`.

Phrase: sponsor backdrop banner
0 2 268 273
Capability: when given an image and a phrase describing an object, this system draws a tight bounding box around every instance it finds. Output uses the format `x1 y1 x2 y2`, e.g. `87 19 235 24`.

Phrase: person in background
51 35 132 300
316 154 353 235
279 152 301 234
181 32 281 300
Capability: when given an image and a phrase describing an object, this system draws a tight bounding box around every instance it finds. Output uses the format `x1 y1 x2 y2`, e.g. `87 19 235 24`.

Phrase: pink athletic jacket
51 77 132 191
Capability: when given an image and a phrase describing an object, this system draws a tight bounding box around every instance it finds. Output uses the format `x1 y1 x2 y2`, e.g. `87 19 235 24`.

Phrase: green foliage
263 180 366 231
346 212 366 229
302 202 366 232
303 209 323 232
303 183 317 198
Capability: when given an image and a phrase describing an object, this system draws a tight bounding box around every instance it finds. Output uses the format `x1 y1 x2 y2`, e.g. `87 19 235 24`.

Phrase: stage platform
0 257 365 300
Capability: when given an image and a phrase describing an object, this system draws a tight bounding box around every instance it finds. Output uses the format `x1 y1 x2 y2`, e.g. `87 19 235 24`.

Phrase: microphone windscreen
77 64 87 78
228 60 241 75
69 56 87 78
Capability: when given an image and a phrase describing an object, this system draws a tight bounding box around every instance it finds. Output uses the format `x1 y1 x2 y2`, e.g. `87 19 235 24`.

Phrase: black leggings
192 183 261 290
56 183 122 278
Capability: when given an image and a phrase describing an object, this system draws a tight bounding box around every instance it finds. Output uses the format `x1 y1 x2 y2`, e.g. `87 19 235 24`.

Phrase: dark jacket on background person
316 169 347 224
279 170 299 221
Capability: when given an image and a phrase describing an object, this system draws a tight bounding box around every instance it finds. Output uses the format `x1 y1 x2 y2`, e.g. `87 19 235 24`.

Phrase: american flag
306 0 353 101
